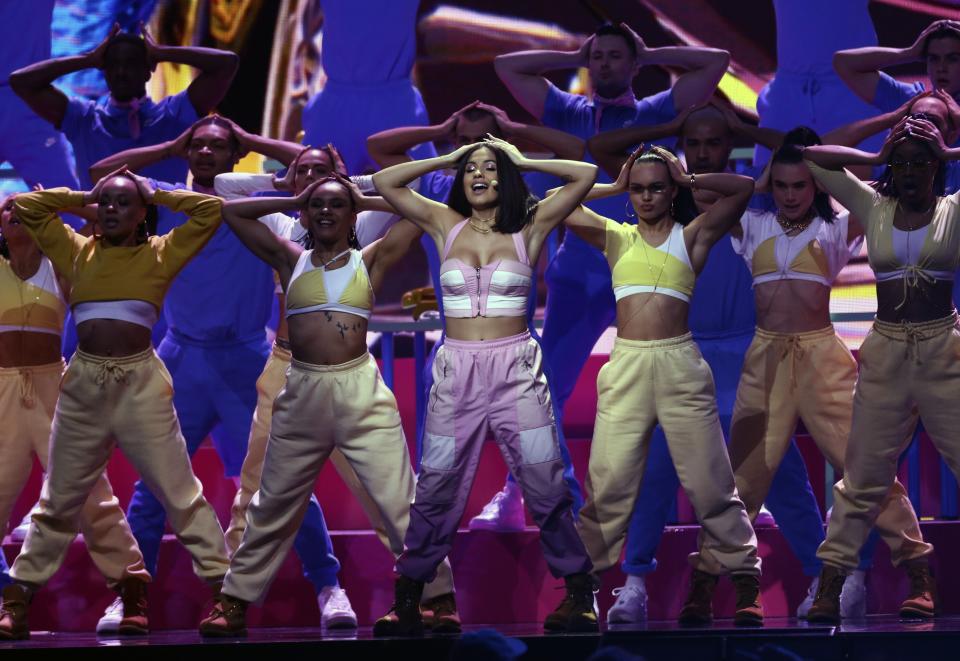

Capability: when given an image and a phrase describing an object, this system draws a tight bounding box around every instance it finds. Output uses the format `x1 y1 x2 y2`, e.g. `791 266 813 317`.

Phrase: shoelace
778 335 807 389
17 369 35 408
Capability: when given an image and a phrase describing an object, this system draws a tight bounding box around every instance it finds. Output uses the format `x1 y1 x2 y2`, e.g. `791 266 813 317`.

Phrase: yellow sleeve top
805 160 960 279
14 188 222 311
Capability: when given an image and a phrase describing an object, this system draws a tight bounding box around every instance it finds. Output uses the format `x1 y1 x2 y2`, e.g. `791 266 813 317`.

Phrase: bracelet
689 172 696 191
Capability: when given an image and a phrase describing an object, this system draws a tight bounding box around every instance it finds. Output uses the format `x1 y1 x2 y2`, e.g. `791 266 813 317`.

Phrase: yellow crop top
285 249 374 319
14 188 222 312
0 256 66 336
604 219 695 302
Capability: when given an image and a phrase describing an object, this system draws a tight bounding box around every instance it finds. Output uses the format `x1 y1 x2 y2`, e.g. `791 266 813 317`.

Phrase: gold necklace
468 214 496 234
637 224 673 296
897 199 936 231
775 208 814 234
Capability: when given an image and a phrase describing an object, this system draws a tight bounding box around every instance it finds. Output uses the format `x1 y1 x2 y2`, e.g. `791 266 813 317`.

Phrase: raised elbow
8 68 29 96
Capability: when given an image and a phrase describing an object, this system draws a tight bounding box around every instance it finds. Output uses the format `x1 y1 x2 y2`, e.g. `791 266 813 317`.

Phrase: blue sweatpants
126 331 340 589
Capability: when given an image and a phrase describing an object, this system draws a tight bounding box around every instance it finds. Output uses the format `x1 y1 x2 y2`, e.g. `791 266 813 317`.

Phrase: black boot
678 570 718 625
374 576 425 637
544 573 598 633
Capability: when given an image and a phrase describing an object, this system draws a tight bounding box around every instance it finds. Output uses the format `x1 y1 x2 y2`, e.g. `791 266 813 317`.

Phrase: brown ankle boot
199 594 248 637
117 578 149 635
806 566 846 623
732 574 764 626
0 584 31 640
374 576 424 637
544 573 598 633
900 559 937 619
679 570 718 625
420 592 461 633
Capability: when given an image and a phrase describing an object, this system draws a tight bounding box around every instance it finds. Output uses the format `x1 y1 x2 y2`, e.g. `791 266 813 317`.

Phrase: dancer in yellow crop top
801 115 960 623
691 142 931 622
200 175 457 637
0 172 229 640
559 146 766 626
0 195 149 638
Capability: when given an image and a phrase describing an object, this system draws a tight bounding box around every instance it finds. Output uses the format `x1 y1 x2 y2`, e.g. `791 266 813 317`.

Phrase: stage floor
4 617 960 660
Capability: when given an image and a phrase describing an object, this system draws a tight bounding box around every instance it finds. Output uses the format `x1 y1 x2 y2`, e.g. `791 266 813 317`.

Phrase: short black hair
446 144 539 234
593 23 637 58
192 116 242 154
922 26 960 58
104 32 148 64
460 107 496 123
782 126 822 148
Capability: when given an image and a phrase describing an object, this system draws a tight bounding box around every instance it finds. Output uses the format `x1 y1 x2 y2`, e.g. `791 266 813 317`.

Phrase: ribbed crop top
285 249 374 320
438 219 532 318
732 209 862 287
604 219 695 302
0 256 66 336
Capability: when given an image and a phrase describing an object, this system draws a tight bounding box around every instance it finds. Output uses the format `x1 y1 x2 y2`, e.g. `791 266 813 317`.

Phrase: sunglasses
890 159 936 172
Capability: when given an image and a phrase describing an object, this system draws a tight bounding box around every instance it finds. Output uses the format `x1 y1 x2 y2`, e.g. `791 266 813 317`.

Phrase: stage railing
369 310 959 520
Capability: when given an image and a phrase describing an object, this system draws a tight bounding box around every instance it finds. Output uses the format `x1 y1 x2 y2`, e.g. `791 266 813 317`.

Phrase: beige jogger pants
10 348 229 587
578 334 760 577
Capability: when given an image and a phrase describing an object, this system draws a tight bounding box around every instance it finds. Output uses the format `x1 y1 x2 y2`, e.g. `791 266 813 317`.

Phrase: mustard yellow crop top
14 188 222 312
285 249 374 319
604 219 695 302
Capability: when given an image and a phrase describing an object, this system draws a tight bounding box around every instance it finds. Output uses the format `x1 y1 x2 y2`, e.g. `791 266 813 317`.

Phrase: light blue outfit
754 0 885 167
124 181 341 590
301 0 436 175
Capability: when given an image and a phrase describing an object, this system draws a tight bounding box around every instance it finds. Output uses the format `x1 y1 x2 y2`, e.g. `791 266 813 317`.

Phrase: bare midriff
0 331 62 367
753 280 832 333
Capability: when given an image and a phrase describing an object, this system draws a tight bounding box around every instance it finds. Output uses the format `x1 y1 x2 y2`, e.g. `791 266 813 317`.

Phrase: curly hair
872 112 947 198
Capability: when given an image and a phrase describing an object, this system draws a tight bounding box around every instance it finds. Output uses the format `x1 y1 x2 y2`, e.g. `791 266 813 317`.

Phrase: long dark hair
445 145 539 234
0 195 11 259
295 177 360 251
771 142 836 222
872 112 946 198
632 149 699 225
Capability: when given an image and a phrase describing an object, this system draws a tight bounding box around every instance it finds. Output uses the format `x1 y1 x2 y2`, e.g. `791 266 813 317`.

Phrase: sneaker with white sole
96 597 123 634
607 582 648 624
468 482 525 532
9 503 42 543
796 577 819 619
318 585 357 629
840 569 867 619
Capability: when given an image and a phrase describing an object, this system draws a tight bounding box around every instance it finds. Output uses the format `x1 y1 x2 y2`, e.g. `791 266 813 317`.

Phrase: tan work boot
199 593 249 637
900 559 937 619
806 566 846 624
678 570 718 625
544 573 599 633
0 584 31 640
732 574 764 626
117 577 149 635
374 576 425 637
420 592 461 633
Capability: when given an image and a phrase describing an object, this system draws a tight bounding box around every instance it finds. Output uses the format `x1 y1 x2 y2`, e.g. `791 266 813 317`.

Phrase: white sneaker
840 569 867 619
468 482 525 532
96 596 123 634
318 585 357 629
796 577 819 619
607 582 648 624
754 505 776 527
10 503 42 542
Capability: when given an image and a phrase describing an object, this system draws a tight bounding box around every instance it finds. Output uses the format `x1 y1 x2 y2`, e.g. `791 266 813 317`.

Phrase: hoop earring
624 199 636 219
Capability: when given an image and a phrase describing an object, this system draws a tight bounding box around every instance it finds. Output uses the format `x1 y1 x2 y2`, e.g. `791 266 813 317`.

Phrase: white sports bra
73 300 159 329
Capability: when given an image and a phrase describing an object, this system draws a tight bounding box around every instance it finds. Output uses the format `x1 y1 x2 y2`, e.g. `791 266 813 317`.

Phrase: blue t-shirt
773 0 875 75
0 0 54 85
688 234 756 338
62 91 198 189
154 180 274 343
873 72 926 114
541 83 677 229
320 0 417 85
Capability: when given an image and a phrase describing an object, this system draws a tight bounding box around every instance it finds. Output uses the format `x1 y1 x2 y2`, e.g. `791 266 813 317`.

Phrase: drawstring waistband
73 348 155 388
873 312 958 364
0 361 64 408
754 326 835 388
